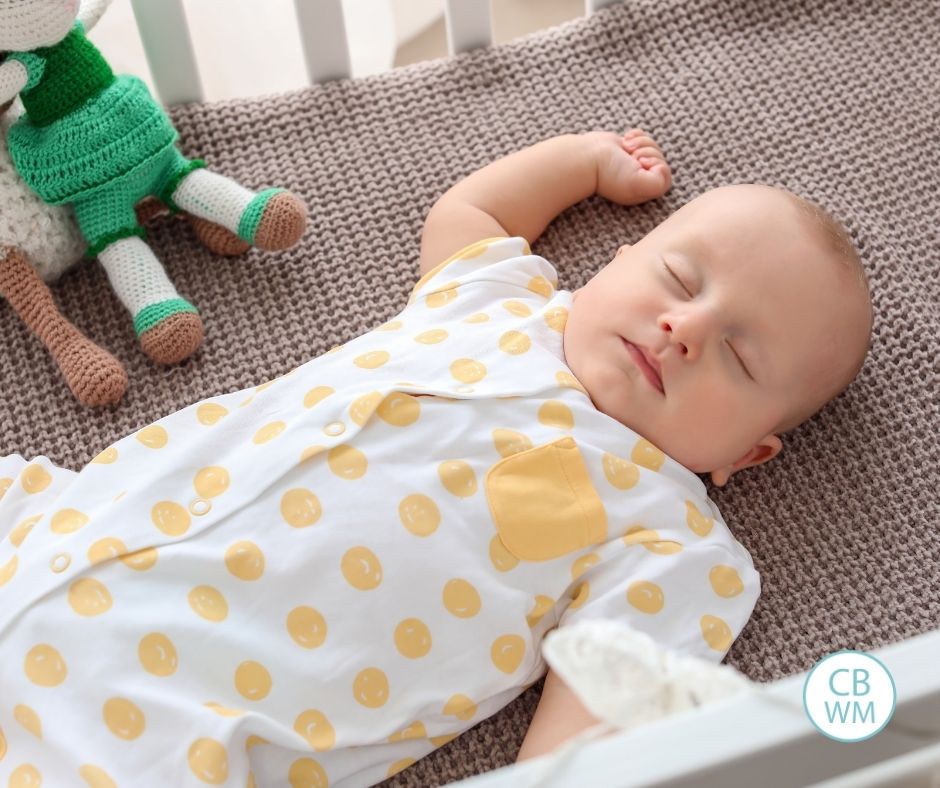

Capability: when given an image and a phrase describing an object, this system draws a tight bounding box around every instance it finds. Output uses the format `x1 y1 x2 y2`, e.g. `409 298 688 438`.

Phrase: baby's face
563 184 868 485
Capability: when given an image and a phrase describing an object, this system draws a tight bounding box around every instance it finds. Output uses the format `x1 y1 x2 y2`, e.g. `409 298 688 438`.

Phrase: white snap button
454 385 474 394
189 498 211 516
323 421 346 436
50 553 71 573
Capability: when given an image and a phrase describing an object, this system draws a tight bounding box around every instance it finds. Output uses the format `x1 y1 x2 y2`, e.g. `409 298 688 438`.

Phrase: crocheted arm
0 60 28 108
78 0 112 34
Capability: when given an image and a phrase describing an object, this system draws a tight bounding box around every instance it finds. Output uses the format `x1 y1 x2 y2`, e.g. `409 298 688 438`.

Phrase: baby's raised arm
418 129 671 276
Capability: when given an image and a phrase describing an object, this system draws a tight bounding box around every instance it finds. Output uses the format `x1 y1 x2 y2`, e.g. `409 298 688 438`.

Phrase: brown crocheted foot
59 334 129 407
139 312 204 365
187 215 251 256
0 245 127 407
134 198 250 257
134 196 168 226
252 191 307 251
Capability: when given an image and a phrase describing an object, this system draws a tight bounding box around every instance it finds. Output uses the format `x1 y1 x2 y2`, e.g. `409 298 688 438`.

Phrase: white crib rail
128 0 202 106
128 0 624 106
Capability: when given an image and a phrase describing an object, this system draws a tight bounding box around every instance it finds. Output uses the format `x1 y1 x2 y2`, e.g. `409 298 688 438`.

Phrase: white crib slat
444 0 493 55
293 0 352 83
586 0 623 12
129 0 203 105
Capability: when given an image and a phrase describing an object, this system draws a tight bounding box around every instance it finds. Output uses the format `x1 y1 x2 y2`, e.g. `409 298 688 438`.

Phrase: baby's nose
660 318 702 360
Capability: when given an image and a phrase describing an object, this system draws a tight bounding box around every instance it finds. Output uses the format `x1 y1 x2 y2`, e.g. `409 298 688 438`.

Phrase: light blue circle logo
803 650 896 742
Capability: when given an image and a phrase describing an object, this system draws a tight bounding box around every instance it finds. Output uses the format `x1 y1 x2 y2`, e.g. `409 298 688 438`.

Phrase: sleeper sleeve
407 236 561 319
554 536 761 665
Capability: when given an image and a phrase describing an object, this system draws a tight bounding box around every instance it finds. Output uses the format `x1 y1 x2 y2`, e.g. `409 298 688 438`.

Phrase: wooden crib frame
123 1 940 785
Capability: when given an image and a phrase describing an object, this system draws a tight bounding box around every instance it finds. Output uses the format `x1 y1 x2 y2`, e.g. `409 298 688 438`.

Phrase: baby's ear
710 436 783 487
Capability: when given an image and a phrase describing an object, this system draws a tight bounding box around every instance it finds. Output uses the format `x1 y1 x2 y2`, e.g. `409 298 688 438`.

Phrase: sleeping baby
0 129 872 786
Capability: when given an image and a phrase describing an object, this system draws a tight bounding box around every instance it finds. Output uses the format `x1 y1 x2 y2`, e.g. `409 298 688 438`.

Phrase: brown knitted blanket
2 0 938 783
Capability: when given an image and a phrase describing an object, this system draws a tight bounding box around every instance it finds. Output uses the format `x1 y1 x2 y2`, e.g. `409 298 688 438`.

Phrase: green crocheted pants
72 147 206 258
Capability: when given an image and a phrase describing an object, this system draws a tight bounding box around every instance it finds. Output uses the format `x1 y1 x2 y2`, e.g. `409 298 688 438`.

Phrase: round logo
803 650 896 742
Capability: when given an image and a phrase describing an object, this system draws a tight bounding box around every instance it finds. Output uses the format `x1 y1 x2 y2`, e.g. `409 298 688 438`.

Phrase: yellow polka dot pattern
225 541 265 581
103 697 145 739
136 425 168 449
342 546 382 589
294 709 336 751
350 390 382 425
24 644 67 686
280 488 322 528
80 764 118 788
399 494 440 536
438 460 477 497
377 392 421 426
442 579 482 618
138 632 178 676
68 578 113 616
151 501 190 536
14 705 41 738
21 463 52 493
197 403 229 425
415 328 448 344
253 421 286 445
450 358 487 383
189 585 228 621
0 553 18 586
394 618 432 658
287 606 327 648
498 330 531 355
188 738 228 784
353 667 390 708
235 661 273 701
10 514 41 547
328 444 368 479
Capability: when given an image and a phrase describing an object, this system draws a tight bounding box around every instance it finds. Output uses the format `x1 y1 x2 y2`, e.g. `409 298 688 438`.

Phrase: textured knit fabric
0 1 938 784
0 238 758 786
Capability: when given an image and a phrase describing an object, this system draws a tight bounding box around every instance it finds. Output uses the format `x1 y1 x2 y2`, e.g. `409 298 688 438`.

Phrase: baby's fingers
639 161 672 191
630 146 663 163
621 133 660 153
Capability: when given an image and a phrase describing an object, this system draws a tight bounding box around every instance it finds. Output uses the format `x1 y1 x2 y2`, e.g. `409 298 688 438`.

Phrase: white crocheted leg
172 168 307 250
171 168 255 238
97 236 203 364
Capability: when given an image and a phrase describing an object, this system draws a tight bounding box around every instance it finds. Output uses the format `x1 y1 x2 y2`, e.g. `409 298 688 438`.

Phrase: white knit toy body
0 102 85 283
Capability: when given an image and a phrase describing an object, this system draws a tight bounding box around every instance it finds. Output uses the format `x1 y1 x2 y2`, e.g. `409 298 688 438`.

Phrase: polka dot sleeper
0 237 760 787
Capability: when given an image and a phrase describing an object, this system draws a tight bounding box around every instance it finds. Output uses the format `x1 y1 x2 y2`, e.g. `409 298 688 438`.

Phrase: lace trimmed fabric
541 619 758 732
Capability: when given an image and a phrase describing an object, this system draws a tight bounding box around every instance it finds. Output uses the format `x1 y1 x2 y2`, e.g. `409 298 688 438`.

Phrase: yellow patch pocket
485 436 608 561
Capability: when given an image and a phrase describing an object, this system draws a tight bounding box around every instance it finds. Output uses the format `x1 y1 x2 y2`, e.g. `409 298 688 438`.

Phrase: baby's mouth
622 338 664 394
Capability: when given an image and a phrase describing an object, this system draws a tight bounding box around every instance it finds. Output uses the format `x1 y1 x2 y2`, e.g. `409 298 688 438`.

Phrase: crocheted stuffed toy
0 0 307 372
0 98 262 408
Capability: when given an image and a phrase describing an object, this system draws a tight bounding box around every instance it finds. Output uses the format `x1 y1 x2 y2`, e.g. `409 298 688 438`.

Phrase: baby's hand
589 129 672 206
